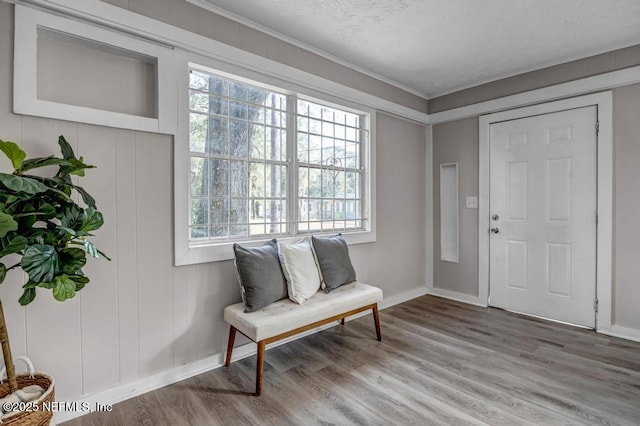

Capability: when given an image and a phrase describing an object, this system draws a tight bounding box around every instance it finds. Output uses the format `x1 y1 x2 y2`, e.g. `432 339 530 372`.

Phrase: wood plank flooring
63 295 640 425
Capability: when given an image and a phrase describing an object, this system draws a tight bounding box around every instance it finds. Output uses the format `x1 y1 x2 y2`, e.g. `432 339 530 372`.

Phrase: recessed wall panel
440 163 459 263
507 240 528 289
547 242 573 297
507 161 528 220
547 158 573 222
37 29 157 118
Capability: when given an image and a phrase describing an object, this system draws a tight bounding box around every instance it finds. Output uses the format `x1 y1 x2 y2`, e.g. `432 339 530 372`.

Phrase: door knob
490 227 500 234
492 214 499 221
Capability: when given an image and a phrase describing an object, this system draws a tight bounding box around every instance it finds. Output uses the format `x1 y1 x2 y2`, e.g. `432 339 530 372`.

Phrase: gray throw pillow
311 234 356 292
234 240 288 312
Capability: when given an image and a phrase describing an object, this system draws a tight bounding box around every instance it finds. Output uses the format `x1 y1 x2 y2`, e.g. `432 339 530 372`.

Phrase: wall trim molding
53 284 428 424
185 0 429 100
599 324 640 343
429 65 640 124
427 287 487 307
478 91 613 331
12 0 429 125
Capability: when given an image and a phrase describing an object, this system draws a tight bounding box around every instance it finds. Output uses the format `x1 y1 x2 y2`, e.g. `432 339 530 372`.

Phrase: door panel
489 106 597 327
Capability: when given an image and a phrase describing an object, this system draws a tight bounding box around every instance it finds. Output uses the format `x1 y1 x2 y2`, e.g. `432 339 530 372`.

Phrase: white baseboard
598 324 640 343
427 287 488 307
380 285 428 309
54 284 428 424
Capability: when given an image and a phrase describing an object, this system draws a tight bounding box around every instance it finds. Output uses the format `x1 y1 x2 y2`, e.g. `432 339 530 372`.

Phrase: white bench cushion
224 281 383 342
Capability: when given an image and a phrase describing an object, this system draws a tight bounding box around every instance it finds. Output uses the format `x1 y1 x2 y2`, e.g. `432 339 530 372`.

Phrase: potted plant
0 135 108 424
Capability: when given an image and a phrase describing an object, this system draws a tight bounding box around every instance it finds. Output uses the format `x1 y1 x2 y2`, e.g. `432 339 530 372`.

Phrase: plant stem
0 300 18 393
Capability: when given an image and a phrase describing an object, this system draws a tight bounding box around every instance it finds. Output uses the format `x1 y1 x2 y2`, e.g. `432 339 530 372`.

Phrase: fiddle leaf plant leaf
58 135 75 160
0 211 18 238
68 274 89 291
84 239 99 259
21 244 58 283
59 247 86 274
74 186 96 209
0 235 28 258
19 156 71 173
0 140 26 171
81 208 104 233
66 158 95 177
0 263 6 285
60 203 83 230
0 173 49 195
18 287 36 306
52 274 76 301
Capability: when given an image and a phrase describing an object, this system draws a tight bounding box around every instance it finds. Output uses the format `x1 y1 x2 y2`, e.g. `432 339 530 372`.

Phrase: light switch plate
466 196 478 209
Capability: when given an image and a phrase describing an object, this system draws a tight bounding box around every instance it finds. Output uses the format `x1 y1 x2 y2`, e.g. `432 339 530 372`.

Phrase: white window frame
175 54 376 265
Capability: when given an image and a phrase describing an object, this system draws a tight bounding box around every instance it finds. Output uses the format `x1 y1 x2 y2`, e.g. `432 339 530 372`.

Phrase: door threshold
491 306 595 331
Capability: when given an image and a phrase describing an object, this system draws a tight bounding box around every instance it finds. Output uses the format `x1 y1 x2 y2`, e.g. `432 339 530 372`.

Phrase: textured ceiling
197 0 640 98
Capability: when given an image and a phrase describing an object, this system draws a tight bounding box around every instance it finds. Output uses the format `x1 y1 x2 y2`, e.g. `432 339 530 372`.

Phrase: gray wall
432 117 478 296
432 76 640 331
612 84 640 329
101 0 428 114
429 44 640 113
0 2 427 403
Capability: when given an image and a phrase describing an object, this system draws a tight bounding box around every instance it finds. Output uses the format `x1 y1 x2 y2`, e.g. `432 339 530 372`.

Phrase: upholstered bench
224 281 383 395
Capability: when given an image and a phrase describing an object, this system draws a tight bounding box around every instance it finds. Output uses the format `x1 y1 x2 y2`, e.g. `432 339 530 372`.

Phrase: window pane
307 168 321 197
209 96 228 116
230 161 248 197
190 226 208 240
230 199 248 237
345 142 359 169
309 118 321 134
297 133 308 163
189 113 207 153
249 124 265 159
297 116 308 132
190 91 208 113
208 117 228 154
190 199 208 226
230 119 248 158
247 87 267 105
249 106 265 124
230 101 247 120
230 82 247 100
190 157 209 197
209 76 227 95
190 71 208 91
210 159 229 196
308 135 322 165
210 198 229 227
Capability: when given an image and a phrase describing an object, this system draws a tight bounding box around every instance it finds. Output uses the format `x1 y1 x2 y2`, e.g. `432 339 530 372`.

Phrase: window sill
174 229 376 266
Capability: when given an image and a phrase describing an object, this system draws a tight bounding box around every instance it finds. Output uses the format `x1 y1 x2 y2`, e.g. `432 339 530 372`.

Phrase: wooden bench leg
225 325 237 367
256 341 266 396
340 318 345 325
372 304 382 341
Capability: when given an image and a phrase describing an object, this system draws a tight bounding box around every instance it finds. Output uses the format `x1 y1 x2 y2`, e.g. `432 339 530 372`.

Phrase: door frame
478 91 613 331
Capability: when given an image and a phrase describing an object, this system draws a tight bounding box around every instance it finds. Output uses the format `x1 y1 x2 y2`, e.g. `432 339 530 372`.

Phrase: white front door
489 106 597 328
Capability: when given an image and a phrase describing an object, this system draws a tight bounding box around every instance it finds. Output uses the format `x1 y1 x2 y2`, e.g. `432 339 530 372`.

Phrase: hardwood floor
63 295 640 425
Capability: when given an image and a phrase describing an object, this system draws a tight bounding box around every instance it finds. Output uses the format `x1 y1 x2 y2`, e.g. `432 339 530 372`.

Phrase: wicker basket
0 357 55 426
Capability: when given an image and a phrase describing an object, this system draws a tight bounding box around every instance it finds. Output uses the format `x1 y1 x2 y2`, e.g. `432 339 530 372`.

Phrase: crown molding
429 65 640 124
186 0 429 100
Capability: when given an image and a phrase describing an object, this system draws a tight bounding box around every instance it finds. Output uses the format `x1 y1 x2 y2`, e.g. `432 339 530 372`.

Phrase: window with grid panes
188 67 367 244
296 100 365 233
